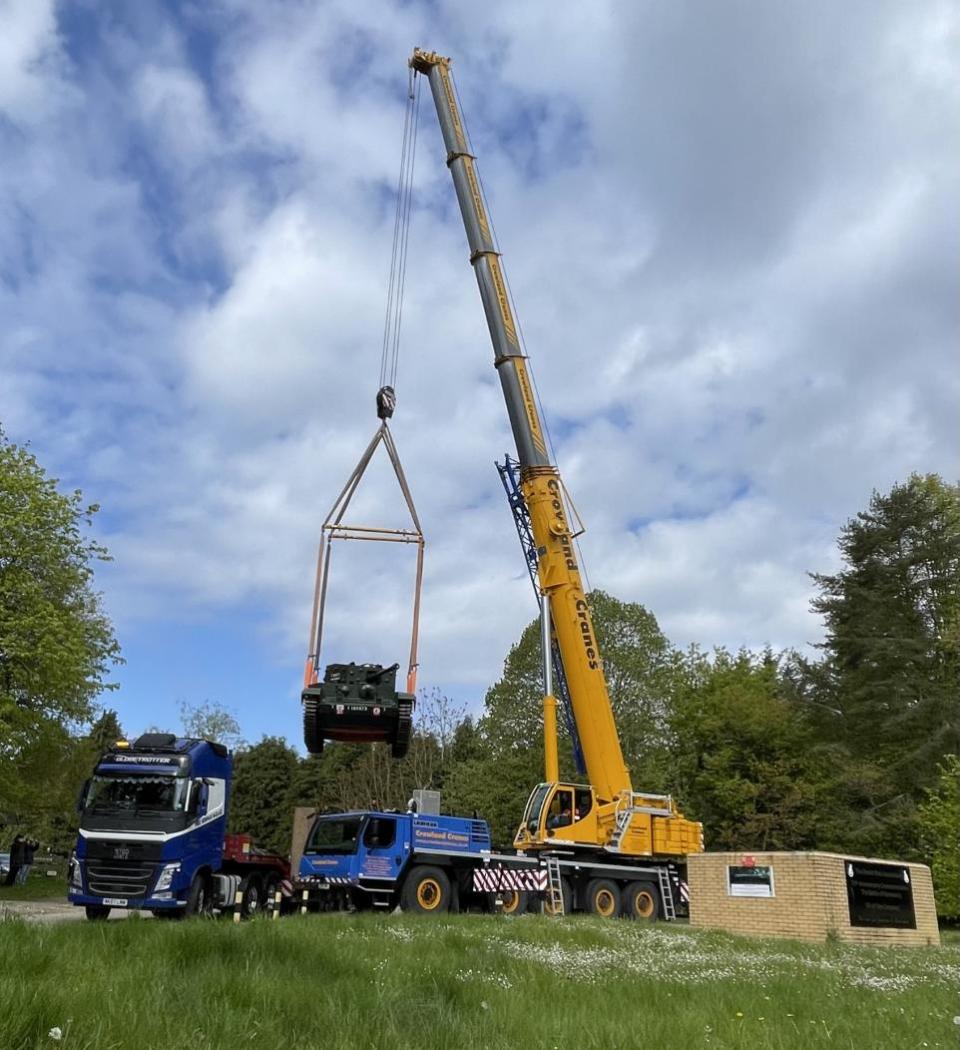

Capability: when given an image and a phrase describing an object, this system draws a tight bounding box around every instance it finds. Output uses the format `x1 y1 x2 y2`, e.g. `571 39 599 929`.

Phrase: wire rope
379 70 421 395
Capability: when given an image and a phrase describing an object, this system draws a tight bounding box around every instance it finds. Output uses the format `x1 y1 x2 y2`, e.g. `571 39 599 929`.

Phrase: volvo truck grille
87 860 158 898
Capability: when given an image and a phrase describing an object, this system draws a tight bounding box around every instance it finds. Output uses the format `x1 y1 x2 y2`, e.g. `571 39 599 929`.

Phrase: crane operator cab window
546 789 575 830
574 788 593 821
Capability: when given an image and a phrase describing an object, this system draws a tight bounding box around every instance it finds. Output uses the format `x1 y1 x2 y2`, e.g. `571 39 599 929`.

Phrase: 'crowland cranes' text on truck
296 50 703 920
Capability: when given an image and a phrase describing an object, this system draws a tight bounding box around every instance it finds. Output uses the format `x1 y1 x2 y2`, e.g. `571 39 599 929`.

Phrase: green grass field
0 914 956 1050
0 876 68 901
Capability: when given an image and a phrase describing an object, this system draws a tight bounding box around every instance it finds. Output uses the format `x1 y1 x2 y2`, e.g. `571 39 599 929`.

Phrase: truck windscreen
86 774 190 815
304 817 362 855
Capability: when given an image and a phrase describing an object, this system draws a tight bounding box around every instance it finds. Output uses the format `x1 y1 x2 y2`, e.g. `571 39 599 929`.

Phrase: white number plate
102 898 128 906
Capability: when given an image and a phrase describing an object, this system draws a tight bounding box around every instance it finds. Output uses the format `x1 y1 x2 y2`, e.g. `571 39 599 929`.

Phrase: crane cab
514 782 603 849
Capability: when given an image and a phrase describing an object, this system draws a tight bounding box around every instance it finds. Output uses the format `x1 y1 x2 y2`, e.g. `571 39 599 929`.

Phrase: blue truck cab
68 733 230 919
298 807 537 913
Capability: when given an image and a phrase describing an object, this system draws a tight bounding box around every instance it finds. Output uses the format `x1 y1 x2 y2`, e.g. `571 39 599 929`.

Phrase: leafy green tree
0 430 121 825
443 747 540 847
917 754 960 919
178 699 245 751
668 648 828 851
480 590 674 782
810 474 960 794
229 736 299 853
445 591 676 842
86 709 123 752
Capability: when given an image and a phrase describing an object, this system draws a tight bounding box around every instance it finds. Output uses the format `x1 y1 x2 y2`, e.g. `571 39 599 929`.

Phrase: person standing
16 838 38 885
4 835 24 886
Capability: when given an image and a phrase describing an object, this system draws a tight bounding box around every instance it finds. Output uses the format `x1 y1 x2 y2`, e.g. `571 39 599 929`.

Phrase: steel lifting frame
304 422 425 694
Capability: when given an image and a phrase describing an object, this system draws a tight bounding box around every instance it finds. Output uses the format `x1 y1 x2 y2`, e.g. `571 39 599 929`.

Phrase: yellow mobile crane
410 49 702 917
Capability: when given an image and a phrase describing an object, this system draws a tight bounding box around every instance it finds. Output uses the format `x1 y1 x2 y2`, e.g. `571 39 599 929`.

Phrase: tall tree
810 474 960 796
230 736 299 853
668 648 828 851
917 754 960 919
178 699 245 751
446 591 676 843
0 430 121 823
480 590 673 781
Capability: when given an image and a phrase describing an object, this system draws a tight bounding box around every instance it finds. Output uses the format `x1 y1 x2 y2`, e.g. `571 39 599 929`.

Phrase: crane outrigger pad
303 663 414 758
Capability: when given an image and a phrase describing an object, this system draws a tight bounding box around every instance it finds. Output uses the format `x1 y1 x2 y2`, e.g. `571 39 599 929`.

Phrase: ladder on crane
545 857 565 916
657 867 677 921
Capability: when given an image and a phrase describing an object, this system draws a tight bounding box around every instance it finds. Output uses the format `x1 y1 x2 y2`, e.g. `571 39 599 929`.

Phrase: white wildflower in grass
454 968 512 989
48 1029 62 1041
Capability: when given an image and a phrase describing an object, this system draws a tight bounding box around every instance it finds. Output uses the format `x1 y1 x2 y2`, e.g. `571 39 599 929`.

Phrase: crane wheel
303 699 325 755
391 701 413 759
400 865 451 913
494 889 527 915
623 880 660 921
585 878 621 918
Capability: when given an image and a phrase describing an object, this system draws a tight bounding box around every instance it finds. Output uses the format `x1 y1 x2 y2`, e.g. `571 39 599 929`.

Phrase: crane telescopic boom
409 49 630 805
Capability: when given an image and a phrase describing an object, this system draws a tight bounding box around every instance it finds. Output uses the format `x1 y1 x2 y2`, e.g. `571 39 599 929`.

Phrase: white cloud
0 0 65 121
1 1 957 738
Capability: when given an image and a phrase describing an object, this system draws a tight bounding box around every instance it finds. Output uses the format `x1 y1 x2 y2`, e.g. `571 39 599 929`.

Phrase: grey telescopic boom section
410 49 551 471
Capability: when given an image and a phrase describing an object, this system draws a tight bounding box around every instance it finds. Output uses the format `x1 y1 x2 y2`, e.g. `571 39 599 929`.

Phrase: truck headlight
68 856 83 891
154 863 180 892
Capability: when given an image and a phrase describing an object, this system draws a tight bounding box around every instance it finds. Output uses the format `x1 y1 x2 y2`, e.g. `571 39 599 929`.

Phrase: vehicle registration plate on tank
102 898 128 906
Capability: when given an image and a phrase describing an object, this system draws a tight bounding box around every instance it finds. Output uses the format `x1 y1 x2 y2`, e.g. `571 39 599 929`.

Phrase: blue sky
2 0 957 748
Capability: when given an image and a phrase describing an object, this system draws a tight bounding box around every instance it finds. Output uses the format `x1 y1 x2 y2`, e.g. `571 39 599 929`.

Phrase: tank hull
303 663 414 758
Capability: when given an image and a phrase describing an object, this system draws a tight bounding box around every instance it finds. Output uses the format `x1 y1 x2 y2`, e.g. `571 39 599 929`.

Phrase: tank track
391 700 413 759
303 698 325 755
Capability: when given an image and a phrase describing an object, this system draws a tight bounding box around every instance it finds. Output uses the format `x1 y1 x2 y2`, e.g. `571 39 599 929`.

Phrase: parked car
0 852 10 881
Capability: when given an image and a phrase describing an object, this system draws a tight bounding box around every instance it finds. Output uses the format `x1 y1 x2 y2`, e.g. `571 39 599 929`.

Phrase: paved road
0 898 134 922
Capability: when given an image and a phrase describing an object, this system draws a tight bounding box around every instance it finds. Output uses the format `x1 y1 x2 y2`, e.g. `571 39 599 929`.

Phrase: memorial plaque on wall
728 865 774 897
845 860 916 929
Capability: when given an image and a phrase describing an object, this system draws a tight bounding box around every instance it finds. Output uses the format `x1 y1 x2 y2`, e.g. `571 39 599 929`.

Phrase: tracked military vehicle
302 662 414 759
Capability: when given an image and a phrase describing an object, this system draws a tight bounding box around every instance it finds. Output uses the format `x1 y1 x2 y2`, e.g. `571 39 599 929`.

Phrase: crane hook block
377 385 396 420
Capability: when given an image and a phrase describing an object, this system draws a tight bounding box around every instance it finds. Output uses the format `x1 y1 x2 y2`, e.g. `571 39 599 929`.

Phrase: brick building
688 851 939 947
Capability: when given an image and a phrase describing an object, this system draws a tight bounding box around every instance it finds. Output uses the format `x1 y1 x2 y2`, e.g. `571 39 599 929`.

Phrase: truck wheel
261 874 280 913
544 876 572 916
495 889 528 915
391 701 413 760
400 865 451 914
623 880 660 921
85 905 111 921
303 699 325 755
184 873 213 918
240 874 263 917
585 878 621 918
